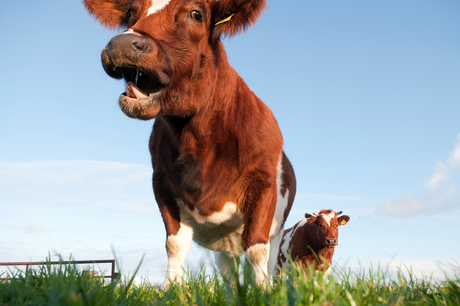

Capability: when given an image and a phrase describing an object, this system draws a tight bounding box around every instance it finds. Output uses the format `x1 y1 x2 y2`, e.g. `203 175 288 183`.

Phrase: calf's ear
210 0 266 40
338 215 350 226
83 0 131 29
305 213 316 223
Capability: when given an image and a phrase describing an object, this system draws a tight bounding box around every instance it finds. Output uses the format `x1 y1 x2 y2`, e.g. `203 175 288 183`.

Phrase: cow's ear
210 0 266 40
338 215 350 226
305 213 316 223
83 0 131 29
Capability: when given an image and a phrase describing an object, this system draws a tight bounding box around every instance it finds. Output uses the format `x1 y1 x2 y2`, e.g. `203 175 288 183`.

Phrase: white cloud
383 194 424 218
425 161 451 195
447 134 460 167
383 134 460 218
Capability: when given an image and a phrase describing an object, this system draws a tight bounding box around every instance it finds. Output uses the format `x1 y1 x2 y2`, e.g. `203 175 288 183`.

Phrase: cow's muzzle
105 33 153 63
325 238 337 248
102 33 159 81
101 33 169 120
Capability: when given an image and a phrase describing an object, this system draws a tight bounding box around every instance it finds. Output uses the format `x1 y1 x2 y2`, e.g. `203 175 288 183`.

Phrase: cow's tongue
126 81 149 99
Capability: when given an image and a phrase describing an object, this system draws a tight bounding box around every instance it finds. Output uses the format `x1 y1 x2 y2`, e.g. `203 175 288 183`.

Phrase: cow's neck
156 50 246 204
162 114 193 136
298 224 323 255
300 247 334 269
161 50 243 141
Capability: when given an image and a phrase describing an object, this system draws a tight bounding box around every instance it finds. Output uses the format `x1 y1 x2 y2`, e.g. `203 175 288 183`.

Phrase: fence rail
0 259 119 282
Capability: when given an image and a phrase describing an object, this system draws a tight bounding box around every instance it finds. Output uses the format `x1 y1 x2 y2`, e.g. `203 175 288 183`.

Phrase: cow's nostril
105 34 153 60
132 39 153 53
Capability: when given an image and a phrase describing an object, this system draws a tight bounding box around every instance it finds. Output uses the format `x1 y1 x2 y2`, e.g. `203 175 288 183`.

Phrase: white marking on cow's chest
321 212 335 226
177 200 240 225
147 0 171 16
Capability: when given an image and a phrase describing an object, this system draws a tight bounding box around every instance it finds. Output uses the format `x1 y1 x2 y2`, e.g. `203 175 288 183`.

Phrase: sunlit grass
1 258 459 305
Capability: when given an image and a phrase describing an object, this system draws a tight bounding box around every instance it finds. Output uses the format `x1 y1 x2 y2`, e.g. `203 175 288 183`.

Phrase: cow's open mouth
112 66 168 119
113 66 167 99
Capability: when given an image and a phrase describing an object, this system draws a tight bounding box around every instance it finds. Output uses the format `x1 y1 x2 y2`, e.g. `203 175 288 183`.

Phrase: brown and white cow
83 0 296 287
277 210 350 277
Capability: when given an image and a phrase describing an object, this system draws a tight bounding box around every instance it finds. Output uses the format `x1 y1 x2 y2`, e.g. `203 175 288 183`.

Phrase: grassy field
1 259 459 305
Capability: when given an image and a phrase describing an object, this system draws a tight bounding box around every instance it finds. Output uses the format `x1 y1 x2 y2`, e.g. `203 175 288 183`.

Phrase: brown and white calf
277 210 350 277
83 0 296 287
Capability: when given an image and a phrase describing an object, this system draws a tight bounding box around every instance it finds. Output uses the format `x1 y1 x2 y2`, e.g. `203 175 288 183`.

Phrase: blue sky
1 0 459 283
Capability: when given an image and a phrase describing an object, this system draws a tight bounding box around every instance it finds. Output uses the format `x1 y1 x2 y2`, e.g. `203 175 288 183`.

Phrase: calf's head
83 0 267 120
305 210 350 249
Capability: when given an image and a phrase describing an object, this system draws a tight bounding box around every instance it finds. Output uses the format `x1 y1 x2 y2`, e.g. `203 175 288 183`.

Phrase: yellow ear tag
341 220 347 225
215 14 234 26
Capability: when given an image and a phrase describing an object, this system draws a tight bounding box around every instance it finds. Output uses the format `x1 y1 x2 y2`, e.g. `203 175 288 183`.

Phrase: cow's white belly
191 218 244 256
176 200 244 256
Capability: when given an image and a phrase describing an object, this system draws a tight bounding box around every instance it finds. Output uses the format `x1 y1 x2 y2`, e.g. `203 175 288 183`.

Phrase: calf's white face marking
320 212 336 226
147 0 172 16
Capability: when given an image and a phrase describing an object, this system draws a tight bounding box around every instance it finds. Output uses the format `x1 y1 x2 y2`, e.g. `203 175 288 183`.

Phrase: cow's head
83 0 266 120
305 210 350 249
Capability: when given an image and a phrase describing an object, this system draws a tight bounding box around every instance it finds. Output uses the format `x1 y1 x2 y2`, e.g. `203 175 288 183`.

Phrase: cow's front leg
155 185 193 288
163 219 193 288
242 185 277 285
245 242 270 285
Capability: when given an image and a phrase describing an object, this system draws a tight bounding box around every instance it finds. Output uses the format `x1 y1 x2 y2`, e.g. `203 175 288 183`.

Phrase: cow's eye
190 10 203 22
126 8 132 20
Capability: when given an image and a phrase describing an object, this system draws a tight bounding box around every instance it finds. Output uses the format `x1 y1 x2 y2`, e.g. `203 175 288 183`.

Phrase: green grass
1 259 459 305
